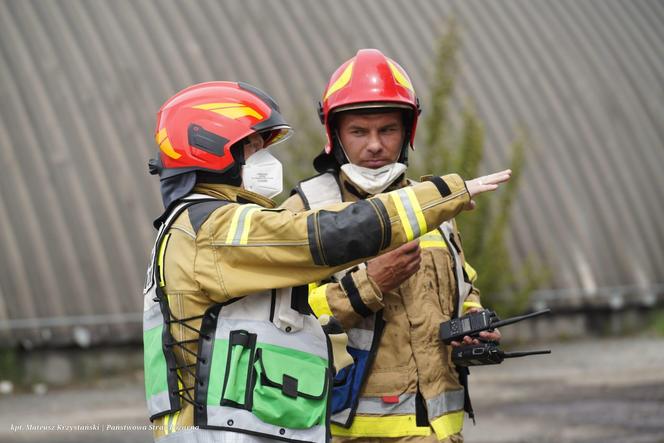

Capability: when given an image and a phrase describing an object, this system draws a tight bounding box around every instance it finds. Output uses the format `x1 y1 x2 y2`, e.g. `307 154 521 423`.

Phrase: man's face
336 111 405 169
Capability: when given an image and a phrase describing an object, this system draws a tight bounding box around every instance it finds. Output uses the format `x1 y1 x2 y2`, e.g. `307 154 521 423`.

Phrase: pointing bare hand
464 169 512 210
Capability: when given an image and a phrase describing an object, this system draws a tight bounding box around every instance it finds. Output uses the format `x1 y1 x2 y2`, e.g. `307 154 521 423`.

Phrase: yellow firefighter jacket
143 175 470 443
281 171 481 442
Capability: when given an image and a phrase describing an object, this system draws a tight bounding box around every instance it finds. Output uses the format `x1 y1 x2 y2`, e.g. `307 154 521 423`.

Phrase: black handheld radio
452 342 551 366
439 308 551 344
440 308 552 367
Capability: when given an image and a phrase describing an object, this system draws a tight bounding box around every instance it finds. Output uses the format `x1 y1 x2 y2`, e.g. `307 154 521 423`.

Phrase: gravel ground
463 336 664 443
1 336 663 443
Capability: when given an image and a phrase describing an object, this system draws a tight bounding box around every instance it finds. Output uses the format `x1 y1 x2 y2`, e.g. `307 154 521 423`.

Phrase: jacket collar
193 183 277 208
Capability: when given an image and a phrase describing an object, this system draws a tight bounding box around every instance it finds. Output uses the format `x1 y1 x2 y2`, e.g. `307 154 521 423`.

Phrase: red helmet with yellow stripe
316 49 420 170
151 81 292 178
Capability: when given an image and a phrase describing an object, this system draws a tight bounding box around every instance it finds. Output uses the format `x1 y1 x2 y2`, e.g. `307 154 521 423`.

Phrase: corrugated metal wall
0 0 662 347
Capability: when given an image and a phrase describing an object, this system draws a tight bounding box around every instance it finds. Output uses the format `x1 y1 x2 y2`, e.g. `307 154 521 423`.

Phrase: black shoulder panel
188 200 230 234
307 199 390 266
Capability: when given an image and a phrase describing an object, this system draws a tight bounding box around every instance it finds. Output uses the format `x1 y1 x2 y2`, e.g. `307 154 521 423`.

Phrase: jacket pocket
220 330 257 409
252 345 328 429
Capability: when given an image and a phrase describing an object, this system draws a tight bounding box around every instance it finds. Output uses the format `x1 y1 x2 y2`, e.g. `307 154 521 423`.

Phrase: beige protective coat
150 176 469 441
282 173 481 443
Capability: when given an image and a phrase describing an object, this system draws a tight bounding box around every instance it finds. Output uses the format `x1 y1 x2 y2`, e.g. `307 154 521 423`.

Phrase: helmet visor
261 125 293 148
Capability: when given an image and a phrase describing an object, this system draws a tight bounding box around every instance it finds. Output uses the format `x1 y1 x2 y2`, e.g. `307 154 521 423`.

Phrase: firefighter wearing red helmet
144 80 509 442
283 50 502 442
314 48 420 174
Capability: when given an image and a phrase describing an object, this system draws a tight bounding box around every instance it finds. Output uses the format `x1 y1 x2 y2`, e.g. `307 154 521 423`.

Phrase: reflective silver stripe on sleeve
228 204 260 245
394 188 423 240
426 389 465 419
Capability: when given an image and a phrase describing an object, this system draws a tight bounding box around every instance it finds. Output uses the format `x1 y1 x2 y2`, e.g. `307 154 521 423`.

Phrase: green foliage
423 21 460 173
648 308 664 337
0 348 21 382
416 22 549 315
276 21 548 313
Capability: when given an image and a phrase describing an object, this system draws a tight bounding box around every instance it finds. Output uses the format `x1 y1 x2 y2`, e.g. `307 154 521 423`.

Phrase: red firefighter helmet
151 81 292 178
318 49 421 162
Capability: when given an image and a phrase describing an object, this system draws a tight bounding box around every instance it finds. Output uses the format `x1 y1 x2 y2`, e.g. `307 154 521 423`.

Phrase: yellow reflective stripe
225 205 260 245
462 301 483 313
324 61 354 101
163 369 184 435
157 233 171 287
308 283 333 317
390 191 415 241
420 239 446 249
239 207 260 245
163 414 171 435
156 128 181 160
404 187 427 236
391 188 426 242
464 261 478 283
226 207 243 244
176 368 184 393
169 409 180 434
193 103 263 120
430 411 464 440
387 60 414 91
331 415 432 437
156 128 168 145
420 230 447 249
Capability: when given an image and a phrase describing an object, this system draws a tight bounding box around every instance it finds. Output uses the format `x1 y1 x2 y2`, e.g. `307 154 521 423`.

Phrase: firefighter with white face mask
282 49 502 442
144 80 510 442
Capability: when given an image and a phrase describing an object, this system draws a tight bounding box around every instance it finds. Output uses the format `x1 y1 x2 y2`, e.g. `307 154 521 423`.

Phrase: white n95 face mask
341 162 408 195
242 149 283 198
